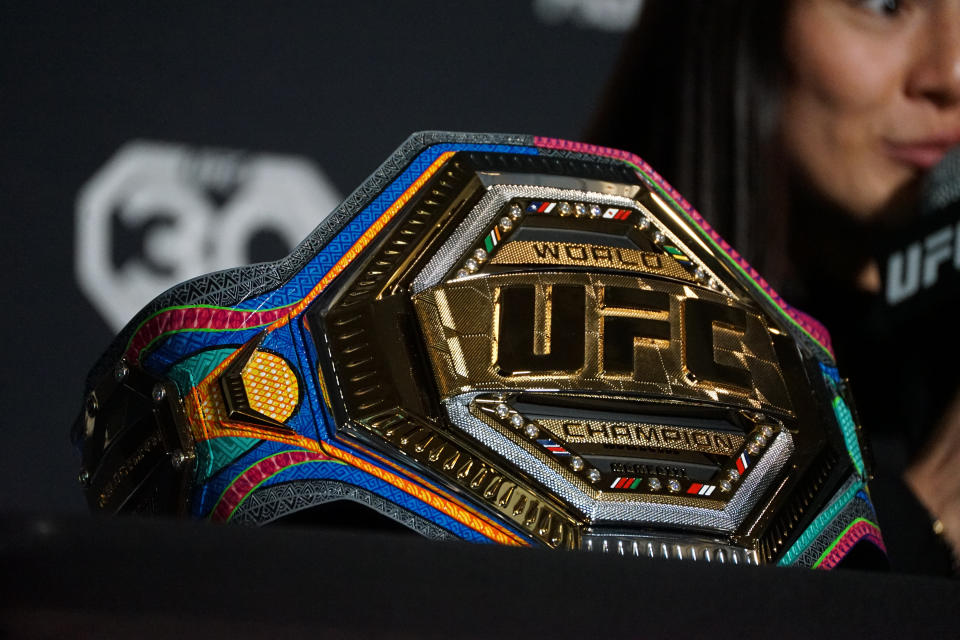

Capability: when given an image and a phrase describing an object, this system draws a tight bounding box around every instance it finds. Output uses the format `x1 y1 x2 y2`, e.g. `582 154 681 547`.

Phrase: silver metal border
445 392 794 532
411 180 732 296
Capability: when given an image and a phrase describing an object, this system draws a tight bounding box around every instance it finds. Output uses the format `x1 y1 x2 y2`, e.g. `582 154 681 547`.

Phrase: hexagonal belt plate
307 151 837 552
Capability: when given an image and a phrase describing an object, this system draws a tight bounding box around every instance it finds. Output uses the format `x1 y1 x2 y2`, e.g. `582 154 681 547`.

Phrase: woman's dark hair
586 0 791 285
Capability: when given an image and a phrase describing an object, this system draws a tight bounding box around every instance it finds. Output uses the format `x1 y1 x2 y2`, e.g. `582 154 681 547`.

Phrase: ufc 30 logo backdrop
75 141 340 330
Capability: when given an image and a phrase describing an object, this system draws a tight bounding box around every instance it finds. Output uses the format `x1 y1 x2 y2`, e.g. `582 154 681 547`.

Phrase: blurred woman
588 0 960 573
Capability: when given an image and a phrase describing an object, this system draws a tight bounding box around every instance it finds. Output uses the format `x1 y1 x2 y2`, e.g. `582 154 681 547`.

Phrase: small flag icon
537 438 570 456
736 453 750 474
602 207 631 220
527 201 556 213
687 483 716 496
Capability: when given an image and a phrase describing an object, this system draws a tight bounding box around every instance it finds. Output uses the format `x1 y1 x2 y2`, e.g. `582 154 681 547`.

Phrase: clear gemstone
761 425 775 439
652 230 665 244
508 204 522 220
524 423 539 438
558 201 572 215
574 203 587 216
570 456 584 471
589 204 601 218
648 477 662 491
667 479 681 493
170 450 187 469
464 258 479 273
495 403 510 418
509 414 524 428
499 217 514 231
636 216 650 229
746 442 761 455
455 269 469 278
587 469 601 484
694 267 706 281
727 468 740 481
719 479 733 492
754 433 768 447
473 248 487 262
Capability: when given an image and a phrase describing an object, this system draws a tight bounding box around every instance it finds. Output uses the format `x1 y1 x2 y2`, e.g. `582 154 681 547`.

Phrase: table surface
2 513 958 638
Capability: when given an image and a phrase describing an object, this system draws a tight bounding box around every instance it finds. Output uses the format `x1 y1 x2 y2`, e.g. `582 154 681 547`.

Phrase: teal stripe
778 480 864 566
166 347 235 395
198 436 260 484
832 395 865 477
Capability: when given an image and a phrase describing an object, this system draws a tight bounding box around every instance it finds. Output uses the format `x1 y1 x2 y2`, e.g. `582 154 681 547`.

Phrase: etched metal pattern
535 418 745 456
358 412 580 549
491 240 696 282
792 488 879 568
778 474 866 566
758 449 838 562
230 479 456 540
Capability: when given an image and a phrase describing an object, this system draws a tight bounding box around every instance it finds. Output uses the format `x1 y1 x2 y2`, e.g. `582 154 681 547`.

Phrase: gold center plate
413 271 794 418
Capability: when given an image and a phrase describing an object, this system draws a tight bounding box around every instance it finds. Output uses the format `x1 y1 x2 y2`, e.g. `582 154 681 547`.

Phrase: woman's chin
833 170 924 231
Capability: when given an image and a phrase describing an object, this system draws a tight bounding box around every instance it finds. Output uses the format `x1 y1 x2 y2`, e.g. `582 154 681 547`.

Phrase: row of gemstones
608 422 778 495
715 422 778 493
479 395 779 497
481 398 604 485
453 203 526 279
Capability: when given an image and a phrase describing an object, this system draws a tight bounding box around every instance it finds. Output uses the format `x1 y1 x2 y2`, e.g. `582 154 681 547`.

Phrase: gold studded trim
358 411 581 549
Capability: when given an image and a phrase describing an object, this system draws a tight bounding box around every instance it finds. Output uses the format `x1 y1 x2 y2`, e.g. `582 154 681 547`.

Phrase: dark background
0 2 636 514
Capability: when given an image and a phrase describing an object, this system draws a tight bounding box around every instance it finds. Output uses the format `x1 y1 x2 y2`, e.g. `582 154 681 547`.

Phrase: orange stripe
344 440 529 545
321 441 528 547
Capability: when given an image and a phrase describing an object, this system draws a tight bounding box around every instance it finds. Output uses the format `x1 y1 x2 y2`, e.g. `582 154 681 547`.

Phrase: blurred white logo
76 141 340 330
533 0 643 31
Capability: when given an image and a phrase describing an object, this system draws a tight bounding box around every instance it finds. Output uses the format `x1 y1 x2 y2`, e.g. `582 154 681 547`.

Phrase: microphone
882 146 960 312
872 146 960 451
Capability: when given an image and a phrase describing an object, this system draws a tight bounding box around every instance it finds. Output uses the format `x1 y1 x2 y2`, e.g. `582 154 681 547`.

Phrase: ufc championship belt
74 132 885 569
